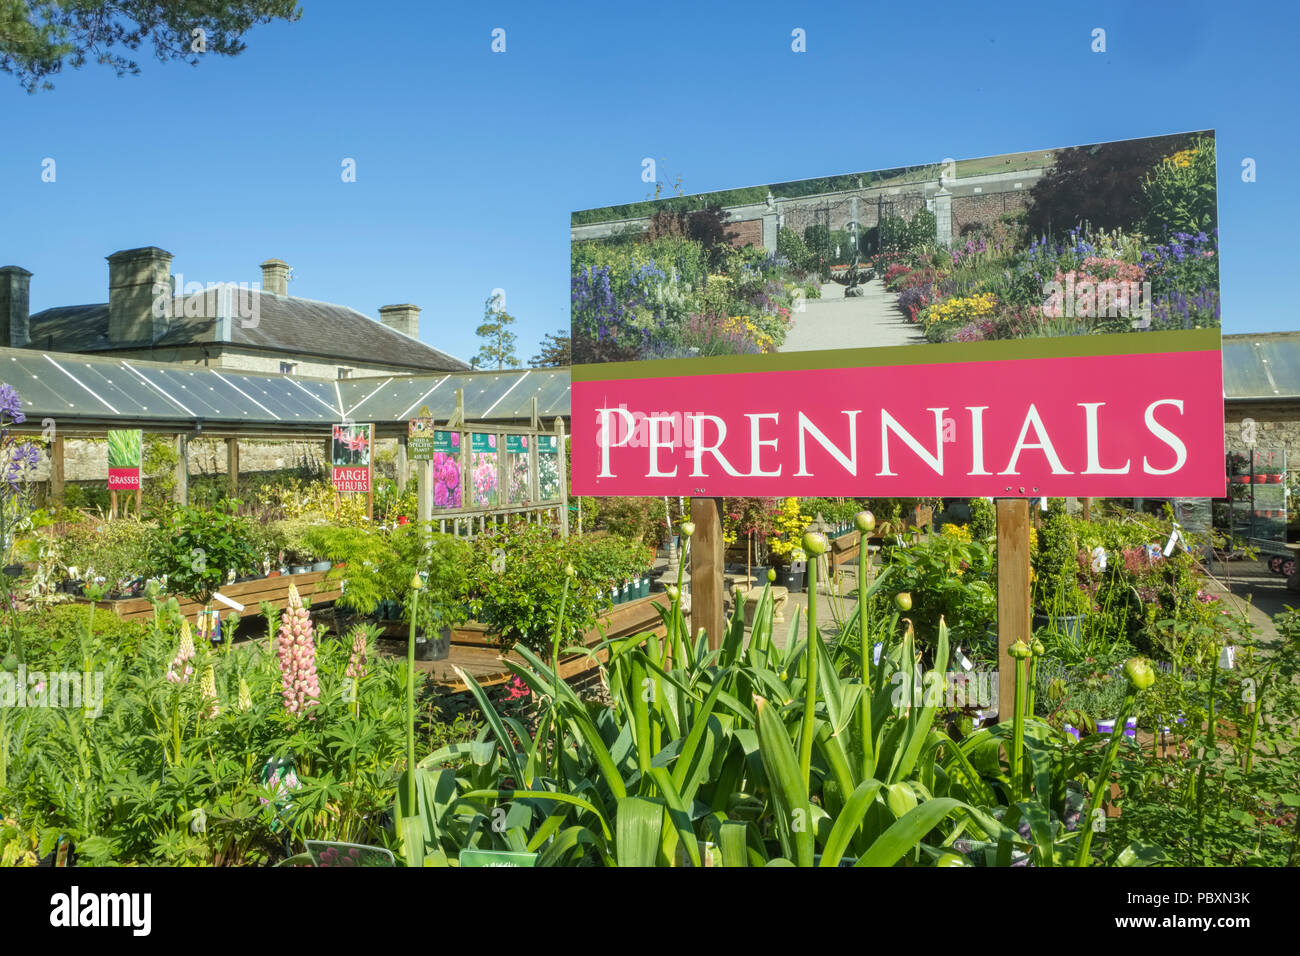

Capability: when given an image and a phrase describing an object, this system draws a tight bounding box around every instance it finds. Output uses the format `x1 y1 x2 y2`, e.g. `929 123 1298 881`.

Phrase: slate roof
28 289 470 373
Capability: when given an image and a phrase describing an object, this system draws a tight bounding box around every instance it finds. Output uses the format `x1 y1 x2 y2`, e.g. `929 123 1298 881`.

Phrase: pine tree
529 331 570 368
474 294 520 370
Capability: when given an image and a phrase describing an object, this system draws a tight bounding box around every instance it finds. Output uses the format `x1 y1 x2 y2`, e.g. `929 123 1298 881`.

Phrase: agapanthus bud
801 531 828 557
1123 656 1155 691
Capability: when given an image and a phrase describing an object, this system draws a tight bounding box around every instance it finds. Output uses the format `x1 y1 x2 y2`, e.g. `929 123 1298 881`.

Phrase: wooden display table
80 568 342 623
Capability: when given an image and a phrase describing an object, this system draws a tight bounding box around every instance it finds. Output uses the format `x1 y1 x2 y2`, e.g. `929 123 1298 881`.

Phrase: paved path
781 278 925 352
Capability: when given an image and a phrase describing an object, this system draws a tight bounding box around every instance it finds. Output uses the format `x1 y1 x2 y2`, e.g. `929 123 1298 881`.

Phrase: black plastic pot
780 562 806 593
3 564 23 578
415 628 450 661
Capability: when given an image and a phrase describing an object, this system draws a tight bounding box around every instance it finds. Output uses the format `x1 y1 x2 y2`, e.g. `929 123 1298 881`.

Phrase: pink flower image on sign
432 452 462 508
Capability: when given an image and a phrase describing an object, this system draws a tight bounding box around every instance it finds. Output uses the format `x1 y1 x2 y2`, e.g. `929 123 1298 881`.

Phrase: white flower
1090 546 1107 574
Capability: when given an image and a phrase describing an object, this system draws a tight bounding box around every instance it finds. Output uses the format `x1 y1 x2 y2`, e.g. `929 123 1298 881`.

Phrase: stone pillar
762 213 779 253
933 186 953 247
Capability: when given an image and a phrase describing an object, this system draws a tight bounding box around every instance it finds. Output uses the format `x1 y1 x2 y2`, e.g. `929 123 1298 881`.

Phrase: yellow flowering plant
767 497 811 567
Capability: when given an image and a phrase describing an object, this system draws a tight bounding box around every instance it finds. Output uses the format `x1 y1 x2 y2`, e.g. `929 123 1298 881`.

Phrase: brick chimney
260 258 290 296
378 303 420 339
0 266 32 348
107 246 172 345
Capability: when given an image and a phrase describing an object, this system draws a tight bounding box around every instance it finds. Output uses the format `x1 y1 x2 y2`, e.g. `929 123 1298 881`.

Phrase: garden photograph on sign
106 429 142 490
331 423 372 494
570 132 1223 500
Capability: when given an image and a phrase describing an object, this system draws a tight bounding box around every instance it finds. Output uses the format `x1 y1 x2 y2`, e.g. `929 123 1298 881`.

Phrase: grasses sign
569 132 1224 498
106 429 142 490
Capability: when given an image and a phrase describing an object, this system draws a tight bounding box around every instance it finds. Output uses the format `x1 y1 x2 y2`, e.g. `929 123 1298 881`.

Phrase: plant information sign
569 132 1224 498
332 422 373 493
107 429 142 490
407 408 435 461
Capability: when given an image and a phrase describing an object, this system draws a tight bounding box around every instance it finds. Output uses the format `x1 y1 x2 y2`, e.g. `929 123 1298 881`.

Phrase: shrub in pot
405 532 472 661
147 502 258 604
467 524 606 656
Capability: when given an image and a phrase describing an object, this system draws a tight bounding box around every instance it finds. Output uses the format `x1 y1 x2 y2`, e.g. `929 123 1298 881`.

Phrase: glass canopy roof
2 348 571 431
1222 334 1300 400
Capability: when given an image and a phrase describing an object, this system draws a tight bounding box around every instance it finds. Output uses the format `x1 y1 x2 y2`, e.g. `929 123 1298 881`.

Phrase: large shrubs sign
332 423 373 493
569 132 1224 498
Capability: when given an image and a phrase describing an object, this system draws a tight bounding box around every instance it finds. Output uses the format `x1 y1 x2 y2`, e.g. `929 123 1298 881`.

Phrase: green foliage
1033 499 1083 614
879 208 936 254
880 534 996 647
967 496 995 540
59 516 156 594
776 227 812 271
141 434 179 519
409 531 473 633
464 525 636 656
0 602 478 865
148 502 258 602
592 495 669 549
2 0 302 92
1141 136 1217 238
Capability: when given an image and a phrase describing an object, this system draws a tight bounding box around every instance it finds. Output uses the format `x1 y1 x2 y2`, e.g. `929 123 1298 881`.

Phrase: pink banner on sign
572 349 1226 498
108 467 140 490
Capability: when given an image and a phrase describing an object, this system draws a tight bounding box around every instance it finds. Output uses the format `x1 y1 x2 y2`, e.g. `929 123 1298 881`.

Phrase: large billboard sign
569 132 1224 498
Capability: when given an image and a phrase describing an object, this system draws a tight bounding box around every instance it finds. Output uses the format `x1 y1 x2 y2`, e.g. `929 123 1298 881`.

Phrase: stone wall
24 436 404 493
951 189 1033 237
1224 401 1300 463
107 345 415 379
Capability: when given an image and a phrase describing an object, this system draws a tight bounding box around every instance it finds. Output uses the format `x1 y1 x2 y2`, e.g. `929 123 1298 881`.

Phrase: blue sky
2 0 1295 364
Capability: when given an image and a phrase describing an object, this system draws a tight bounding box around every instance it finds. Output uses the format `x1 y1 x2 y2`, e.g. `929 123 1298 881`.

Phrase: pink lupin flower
166 620 196 684
276 583 320 717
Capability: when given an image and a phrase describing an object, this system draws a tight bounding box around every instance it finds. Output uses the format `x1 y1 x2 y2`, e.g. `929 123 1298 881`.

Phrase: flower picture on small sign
332 423 372 493
408 416 434 461
107 429 142 490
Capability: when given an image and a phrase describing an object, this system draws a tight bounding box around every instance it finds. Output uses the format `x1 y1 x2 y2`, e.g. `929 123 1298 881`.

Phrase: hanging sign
332 423 373 493
107 429 142 490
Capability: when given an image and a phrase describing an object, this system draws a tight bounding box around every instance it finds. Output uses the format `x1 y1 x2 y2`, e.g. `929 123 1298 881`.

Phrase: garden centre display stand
384 592 671 691
82 568 343 624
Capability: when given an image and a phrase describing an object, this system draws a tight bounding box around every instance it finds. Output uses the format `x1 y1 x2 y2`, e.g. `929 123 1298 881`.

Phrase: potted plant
274 519 316 575
767 497 810 592
406 533 471 662
147 503 258 605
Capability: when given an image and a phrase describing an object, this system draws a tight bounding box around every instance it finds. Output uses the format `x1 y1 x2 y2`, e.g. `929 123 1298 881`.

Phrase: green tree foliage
528 330 570 368
473 294 519 370
0 0 301 92
1140 135 1218 238
1024 132 1203 238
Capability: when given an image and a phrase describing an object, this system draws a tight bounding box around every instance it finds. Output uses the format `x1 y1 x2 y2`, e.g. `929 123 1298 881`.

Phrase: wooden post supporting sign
226 438 239 499
690 496 726 651
996 498 1031 721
